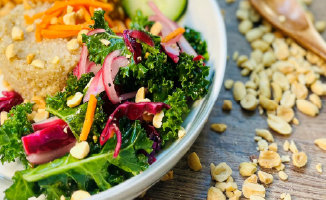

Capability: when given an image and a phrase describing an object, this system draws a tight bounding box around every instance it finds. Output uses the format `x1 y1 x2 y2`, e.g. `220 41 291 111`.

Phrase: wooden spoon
250 0 326 60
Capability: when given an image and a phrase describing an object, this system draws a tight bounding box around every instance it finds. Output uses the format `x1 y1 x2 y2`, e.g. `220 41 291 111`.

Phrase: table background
144 0 326 199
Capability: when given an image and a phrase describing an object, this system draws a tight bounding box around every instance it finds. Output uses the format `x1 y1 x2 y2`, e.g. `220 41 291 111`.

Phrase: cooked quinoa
0 3 81 100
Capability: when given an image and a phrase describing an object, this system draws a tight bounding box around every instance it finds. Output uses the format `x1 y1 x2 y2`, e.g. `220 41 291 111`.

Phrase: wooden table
144 0 326 199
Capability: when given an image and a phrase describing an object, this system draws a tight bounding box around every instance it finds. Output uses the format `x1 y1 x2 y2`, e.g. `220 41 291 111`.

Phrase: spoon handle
250 0 326 61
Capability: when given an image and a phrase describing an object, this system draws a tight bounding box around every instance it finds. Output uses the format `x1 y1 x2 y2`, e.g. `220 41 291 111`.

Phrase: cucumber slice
122 0 187 21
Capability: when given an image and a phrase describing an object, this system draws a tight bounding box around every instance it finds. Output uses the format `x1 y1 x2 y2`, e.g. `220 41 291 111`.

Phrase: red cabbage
100 102 170 157
0 91 23 113
22 125 76 156
32 116 67 131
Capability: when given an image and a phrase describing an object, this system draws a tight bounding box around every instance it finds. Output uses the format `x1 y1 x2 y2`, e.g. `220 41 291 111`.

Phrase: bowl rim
90 0 227 199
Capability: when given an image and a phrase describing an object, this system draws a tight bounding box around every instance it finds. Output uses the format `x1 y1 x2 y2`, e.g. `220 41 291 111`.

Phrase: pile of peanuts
205 0 326 199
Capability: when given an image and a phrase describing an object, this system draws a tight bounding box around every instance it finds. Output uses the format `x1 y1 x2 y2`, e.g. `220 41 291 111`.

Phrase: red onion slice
77 44 89 79
87 29 106 36
27 142 75 164
86 62 102 75
163 33 183 45
103 51 129 104
83 69 105 103
32 117 67 131
162 43 180 63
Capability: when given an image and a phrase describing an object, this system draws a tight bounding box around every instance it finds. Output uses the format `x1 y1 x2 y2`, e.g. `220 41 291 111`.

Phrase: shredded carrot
24 12 45 24
47 24 91 31
104 13 115 27
77 5 93 23
89 6 95 17
80 94 97 141
35 24 42 42
39 9 62 29
45 0 113 15
162 27 186 43
57 16 64 24
41 29 80 39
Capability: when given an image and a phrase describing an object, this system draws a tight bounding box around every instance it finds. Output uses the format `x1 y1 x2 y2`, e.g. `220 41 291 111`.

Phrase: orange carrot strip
80 94 97 141
104 13 115 27
40 9 62 29
77 5 93 23
35 24 42 42
89 6 94 17
41 29 80 39
45 0 113 15
57 16 64 24
24 12 45 24
162 27 186 43
47 24 92 31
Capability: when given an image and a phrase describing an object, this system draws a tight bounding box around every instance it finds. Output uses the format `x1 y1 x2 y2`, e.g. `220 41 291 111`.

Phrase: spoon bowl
250 0 326 60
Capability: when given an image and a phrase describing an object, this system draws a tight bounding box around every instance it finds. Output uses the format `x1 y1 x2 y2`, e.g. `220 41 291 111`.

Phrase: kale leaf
4 171 41 200
83 11 126 65
130 10 154 31
184 27 209 60
4 120 151 200
160 89 190 144
46 73 107 141
0 103 33 166
177 53 210 100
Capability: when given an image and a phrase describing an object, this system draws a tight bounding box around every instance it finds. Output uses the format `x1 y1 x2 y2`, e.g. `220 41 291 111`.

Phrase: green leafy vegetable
0 103 33 166
46 73 107 141
4 171 41 200
160 89 190 144
177 53 210 100
4 120 151 200
83 11 126 65
130 10 154 31
184 27 209 60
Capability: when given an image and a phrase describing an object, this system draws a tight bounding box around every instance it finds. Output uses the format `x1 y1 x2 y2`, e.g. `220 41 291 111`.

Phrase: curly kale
0 103 33 166
184 27 209 60
46 73 107 141
5 120 150 200
130 10 154 31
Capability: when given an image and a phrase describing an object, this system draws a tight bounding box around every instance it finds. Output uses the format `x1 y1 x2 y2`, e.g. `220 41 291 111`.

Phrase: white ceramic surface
0 0 227 199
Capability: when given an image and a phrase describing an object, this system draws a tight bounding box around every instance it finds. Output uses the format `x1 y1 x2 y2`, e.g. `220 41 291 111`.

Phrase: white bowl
0 0 226 199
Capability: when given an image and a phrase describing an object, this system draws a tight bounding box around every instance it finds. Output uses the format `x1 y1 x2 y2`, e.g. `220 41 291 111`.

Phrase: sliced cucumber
122 0 187 21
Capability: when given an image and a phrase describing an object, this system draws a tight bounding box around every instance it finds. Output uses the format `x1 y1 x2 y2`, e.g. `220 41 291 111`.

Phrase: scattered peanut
71 190 91 200
188 152 202 171
259 95 278 110
215 182 227 192
240 94 258 110
316 163 323 173
211 124 227 133
26 53 35 64
153 110 164 128
314 138 326 150
239 162 257 176
258 151 281 168
258 139 268 151
70 141 90 159
12 26 24 40
207 187 226 200
242 183 265 198
309 93 322 109
281 155 290 163
6 44 16 61
161 171 173 181
278 171 288 181
280 91 296 108
292 152 308 167
268 143 278 152
67 39 80 51
292 117 299 125
224 79 234 89
255 129 274 142
222 100 232 111
267 115 292 135
289 140 298 154
258 171 273 184
212 162 232 182
315 21 326 32
296 99 319 117
0 111 8 125
31 59 45 68
277 105 294 122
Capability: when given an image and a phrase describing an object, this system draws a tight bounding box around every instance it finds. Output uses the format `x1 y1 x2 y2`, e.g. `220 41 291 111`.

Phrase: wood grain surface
143 0 326 199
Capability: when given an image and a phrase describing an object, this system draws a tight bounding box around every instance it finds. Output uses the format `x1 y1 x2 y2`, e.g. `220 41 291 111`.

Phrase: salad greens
184 27 209 60
3 9 210 200
46 73 107 142
0 103 33 166
5 119 150 199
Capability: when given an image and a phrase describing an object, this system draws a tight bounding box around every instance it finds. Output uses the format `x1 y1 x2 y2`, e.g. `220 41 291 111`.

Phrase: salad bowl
0 0 226 199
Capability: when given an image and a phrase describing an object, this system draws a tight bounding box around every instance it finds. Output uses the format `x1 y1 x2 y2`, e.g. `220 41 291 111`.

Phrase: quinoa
0 3 81 100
